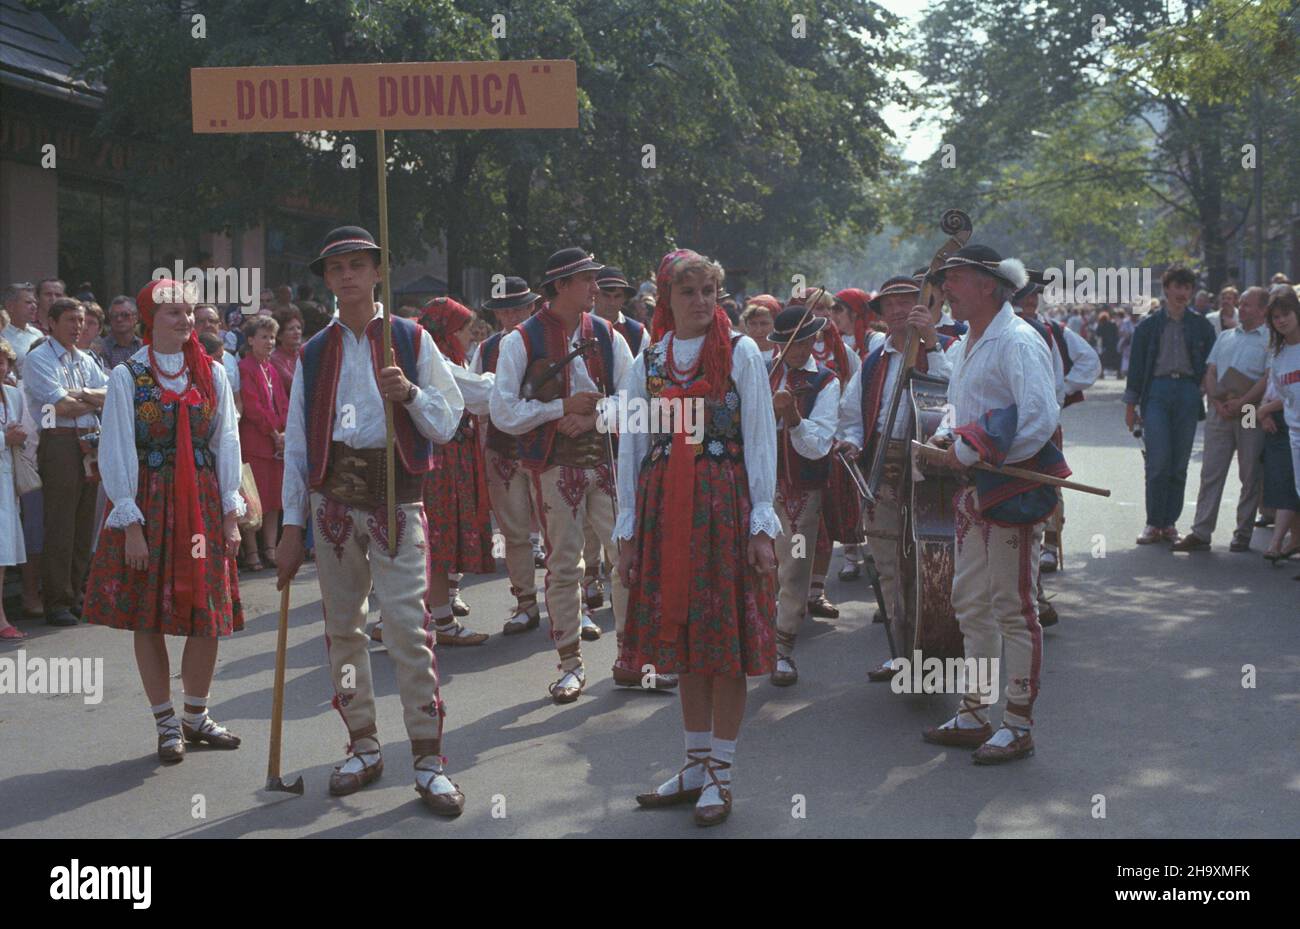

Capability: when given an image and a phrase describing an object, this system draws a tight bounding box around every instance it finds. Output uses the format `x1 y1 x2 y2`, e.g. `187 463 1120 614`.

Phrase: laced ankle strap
157 714 182 747
701 757 732 793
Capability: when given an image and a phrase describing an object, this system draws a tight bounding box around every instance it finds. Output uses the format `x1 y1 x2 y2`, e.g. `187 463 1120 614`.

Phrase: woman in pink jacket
239 315 288 570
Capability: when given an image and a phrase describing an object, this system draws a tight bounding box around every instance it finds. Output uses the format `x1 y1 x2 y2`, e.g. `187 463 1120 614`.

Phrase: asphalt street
1 377 1296 838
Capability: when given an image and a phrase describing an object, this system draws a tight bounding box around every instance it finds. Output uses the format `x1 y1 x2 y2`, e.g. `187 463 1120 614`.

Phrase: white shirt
22 338 110 430
614 333 780 541
772 355 840 460
937 303 1059 467
488 315 634 436
1266 342 1300 431
281 313 464 528
1 323 42 378
451 361 494 415
221 352 241 393
1059 324 1102 397
1204 310 1239 335
99 348 245 529
1207 324 1270 383
838 331 953 447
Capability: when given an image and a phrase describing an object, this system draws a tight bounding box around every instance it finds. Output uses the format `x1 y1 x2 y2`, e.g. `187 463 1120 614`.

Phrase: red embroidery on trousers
530 469 563 646
366 506 408 559
316 498 353 560
491 452 519 485
784 489 810 525
556 466 589 517
1013 523 1042 716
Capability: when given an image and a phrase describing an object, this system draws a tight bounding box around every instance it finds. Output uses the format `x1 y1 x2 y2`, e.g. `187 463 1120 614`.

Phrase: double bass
865 209 972 665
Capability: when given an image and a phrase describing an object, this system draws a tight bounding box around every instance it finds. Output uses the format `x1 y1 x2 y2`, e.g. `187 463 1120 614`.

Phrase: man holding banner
276 226 469 816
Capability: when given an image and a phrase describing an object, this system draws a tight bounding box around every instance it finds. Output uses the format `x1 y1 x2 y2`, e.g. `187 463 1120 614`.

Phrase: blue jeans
1141 377 1201 528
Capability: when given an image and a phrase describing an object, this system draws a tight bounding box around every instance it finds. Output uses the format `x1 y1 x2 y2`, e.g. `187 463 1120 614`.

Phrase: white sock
941 699 988 730
985 724 1028 747
656 730 710 796
337 736 381 774
808 577 826 599
181 694 208 728
415 755 458 795
699 736 736 806
431 604 454 625
152 701 180 745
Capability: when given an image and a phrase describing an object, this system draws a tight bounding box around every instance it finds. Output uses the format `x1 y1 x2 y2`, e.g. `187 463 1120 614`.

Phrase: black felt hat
540 247 604 287
768 305 828 344
929 244 1028 290
596 266 635 295
868 275 923 313
310 225 382 277
483 276 541 312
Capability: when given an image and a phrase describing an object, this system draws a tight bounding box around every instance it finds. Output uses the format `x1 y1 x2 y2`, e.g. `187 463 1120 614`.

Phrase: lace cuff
613 509 636 542
749 504 782 539
222 491 248 518
105 500 145 529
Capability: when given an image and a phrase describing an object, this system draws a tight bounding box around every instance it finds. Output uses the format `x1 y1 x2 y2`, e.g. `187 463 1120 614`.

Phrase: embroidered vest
614 316 645 356
126 360 216 472
643 334 745 468
516 311 616 472
300 316 433 490
769 360 835 490
478 331 519 458
857 338 932 467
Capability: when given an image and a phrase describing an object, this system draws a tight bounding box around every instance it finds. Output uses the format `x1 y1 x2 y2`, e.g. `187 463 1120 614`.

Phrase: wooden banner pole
376 128 397 555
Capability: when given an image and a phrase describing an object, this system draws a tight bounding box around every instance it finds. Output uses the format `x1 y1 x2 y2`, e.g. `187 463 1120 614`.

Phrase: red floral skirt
84 467 243 636
618 455 776 677
424 434 494 575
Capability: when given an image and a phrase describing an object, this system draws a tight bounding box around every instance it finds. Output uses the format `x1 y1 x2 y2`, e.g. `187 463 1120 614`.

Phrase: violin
521 337 598 402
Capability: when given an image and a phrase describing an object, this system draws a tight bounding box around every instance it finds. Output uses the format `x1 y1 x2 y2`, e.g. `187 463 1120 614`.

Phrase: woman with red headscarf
833 288 877 359
615 249 779 827
405 297 493 646
84 279 245 765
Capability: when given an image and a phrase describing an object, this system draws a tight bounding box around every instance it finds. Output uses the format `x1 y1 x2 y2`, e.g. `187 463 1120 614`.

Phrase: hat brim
541 258 604 287
868 287 922 314
483 292 540 312
311 244 382 277
598 282 636 296
768 316 828 344
930 256 1025 290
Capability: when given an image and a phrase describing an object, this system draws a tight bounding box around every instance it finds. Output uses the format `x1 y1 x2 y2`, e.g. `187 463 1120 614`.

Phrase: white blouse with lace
98 347 245 529
614 332 780 541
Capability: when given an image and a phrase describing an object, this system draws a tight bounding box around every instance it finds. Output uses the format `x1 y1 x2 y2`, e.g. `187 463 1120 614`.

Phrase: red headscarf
649 249 733 401
135 278 216 406
744 294 782 316
835 288 874 357
420 297 474 367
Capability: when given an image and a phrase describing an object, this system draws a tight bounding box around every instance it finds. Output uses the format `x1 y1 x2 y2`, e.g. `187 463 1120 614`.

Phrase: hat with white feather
929 244 1028 291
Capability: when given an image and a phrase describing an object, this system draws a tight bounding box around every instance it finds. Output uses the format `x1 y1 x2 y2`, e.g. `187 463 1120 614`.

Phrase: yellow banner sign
192 60 578 132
